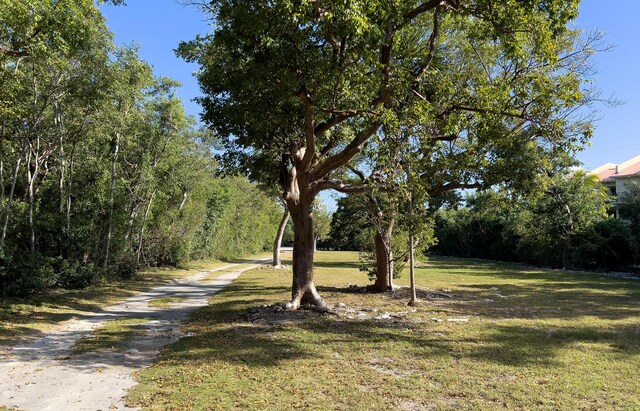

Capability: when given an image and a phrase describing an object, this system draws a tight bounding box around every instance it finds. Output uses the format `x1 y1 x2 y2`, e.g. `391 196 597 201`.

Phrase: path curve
0 260 267 411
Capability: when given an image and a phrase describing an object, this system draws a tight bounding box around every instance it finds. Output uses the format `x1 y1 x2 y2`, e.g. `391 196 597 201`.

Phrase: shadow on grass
154 256 640 370
312 260 363 270
220 257 269 264
157 298 640 370
451 282 640 321
299 318 640 367
411 256 640 320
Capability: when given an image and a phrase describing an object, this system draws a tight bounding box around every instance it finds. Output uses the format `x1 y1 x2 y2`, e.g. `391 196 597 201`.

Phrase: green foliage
327 195 372 251
313 200 332 248
571 219 634 270
194 177 282 261
182 0 597 202
0 1 281 296
433 171 630 270
618 182 640 262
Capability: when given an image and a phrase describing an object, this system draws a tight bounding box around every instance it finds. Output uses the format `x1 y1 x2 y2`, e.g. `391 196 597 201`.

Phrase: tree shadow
313 260 364 270
296 317 640 367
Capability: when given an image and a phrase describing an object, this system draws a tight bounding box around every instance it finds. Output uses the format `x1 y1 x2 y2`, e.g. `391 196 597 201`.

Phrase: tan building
590 154 640 216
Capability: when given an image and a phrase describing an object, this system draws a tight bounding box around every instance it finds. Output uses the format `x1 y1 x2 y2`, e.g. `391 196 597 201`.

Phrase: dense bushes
433 172 639 270
0 2 280 296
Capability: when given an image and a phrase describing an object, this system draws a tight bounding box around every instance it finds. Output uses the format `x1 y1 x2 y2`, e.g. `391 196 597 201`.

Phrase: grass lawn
0 259 234 348
127 251 640 410
72 317 153 354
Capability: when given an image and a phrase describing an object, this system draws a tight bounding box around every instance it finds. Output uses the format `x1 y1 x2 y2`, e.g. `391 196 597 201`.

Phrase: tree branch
404 0 461 20
0 45 28 58
428 182 484 196
310 122 381 180
311 0 340 56
441 105 529 120
297 90 317 168
312 178 395 194
414 10 440 78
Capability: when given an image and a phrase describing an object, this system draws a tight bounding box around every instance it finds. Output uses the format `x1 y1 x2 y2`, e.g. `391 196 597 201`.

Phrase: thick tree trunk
286 187 326 310
272 205 289 268
370 228 394 292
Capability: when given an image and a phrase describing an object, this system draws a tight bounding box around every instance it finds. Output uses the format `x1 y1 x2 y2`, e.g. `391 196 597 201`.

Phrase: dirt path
0 260 267 411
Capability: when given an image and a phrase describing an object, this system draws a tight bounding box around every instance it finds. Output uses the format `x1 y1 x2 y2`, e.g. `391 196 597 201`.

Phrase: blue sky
101 0 640 180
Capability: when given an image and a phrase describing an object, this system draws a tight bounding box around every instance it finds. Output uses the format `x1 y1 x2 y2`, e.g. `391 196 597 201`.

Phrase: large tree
181 0 594 309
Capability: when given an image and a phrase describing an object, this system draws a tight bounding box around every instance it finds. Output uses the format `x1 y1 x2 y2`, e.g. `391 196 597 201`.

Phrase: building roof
590 154 640 182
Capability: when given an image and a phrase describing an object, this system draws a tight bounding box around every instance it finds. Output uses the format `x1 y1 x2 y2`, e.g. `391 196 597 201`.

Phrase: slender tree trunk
57 112 65 257
562 203 574 269
125 199 139 243
65 142 76 236
103 132 120 269
26 142 39 254
1 148 23 247
285 180 326 310
0 125 4 204
562 235 572 269
136 190 156 264
272 205 290 268
178 189 188 215
0 158 4 204
408 192 418 306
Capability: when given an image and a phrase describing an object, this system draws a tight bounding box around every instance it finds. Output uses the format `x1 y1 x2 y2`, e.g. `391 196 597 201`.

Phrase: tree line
433 176 640 270
327 173 640 273
0 0 282 296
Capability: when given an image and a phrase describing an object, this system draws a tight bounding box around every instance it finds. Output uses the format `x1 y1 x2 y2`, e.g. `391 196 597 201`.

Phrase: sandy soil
0 260 267 411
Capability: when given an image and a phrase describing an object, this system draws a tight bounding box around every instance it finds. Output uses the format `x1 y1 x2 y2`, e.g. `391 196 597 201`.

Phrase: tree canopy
180 0 597 309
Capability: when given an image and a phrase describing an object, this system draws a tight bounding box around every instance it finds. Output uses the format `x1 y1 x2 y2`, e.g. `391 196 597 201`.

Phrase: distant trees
312 201 332 251
433 171 637 270
618 183 640 263
327 196 371 252
0 1 281 296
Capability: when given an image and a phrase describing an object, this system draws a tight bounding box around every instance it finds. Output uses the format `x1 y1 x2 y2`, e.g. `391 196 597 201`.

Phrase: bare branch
348 166 367 183
0 45 28 58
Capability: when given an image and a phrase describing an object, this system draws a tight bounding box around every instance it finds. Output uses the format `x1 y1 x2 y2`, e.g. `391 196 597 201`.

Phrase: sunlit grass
148 296 188 308
128 251 640 410
0 259 229 347
72 317 152 354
